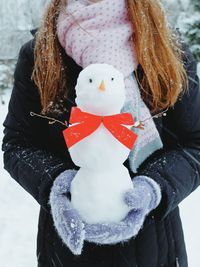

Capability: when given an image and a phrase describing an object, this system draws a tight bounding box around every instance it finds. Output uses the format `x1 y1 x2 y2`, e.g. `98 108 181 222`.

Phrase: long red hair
32 0 188 114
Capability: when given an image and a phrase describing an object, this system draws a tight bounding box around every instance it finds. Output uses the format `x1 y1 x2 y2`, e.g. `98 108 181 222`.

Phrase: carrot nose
98 80 106 92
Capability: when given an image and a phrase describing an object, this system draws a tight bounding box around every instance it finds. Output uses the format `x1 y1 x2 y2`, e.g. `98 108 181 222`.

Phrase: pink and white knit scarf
57 0 163 172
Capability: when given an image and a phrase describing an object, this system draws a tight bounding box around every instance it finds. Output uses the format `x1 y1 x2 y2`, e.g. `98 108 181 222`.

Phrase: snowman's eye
89 78 93 83
111 77 114 81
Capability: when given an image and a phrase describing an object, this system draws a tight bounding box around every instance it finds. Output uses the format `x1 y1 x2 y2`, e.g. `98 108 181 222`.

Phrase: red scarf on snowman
63 107 138 150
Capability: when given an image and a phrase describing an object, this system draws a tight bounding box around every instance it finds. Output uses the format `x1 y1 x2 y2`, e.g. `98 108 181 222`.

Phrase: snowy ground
0 65 200 266
0 90 39 267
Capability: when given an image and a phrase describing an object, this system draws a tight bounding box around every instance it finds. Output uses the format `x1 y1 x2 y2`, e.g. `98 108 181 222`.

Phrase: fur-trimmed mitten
49 169 85 255
49 171 161 255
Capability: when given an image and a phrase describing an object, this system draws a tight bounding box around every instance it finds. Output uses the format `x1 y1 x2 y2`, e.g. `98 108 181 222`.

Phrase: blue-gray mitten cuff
49 169 85 255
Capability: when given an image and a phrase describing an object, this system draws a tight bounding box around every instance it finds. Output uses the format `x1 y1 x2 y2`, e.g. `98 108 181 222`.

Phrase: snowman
63 63 138 224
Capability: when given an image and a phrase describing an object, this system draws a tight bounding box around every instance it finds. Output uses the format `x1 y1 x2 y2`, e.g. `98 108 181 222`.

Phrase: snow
197 62 200 77
0 90 39 267
0 0 50 59
180 190 200 267
162 0 193 25
179 62 200 267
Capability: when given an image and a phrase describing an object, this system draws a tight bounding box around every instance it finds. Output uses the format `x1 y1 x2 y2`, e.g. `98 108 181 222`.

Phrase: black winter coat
2 29 200 267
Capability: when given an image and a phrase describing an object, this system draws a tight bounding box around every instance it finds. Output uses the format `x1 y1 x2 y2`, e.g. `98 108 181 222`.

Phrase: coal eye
89 78 93 83
111 77 114 81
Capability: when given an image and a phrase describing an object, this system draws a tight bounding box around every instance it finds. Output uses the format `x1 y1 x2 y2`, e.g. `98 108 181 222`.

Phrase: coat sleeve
137 42 200 220
1 41 75 210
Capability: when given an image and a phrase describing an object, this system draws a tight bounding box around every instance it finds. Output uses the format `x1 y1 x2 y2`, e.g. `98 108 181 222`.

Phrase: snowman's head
75 64 126 116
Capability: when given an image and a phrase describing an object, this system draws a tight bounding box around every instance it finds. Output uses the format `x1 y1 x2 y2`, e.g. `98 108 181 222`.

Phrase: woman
2 0 200 266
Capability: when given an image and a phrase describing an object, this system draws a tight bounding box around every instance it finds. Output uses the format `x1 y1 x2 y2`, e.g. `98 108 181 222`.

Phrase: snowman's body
70 124 133 224
67 64 135 224
69 124 130 170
